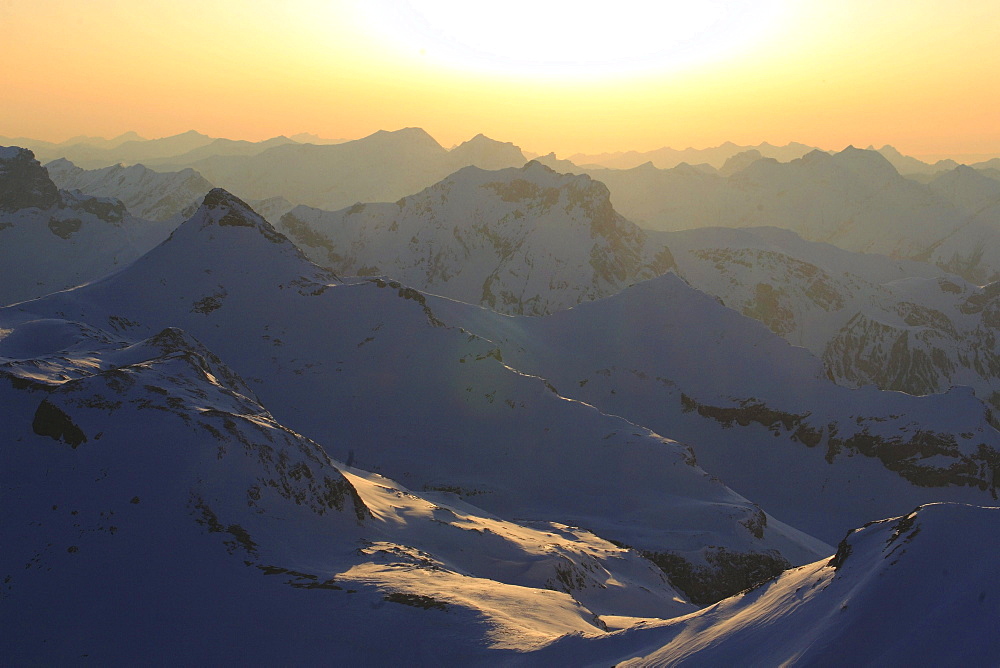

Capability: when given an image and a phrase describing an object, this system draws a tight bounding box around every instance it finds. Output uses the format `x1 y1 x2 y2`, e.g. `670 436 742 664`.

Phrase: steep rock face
279 161 675 315
46 158 214 221
0 147 60 211
823 278 1000 408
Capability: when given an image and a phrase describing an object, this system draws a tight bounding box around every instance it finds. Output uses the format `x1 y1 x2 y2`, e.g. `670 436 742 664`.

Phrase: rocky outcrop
0 147 60 211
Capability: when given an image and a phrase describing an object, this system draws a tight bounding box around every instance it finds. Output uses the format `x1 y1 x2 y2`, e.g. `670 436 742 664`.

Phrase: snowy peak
189 188 287 243
0 146 60 211
108 188 338 308
278 163 672 315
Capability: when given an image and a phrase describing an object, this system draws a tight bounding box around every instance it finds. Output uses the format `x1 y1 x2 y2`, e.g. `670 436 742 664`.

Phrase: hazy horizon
5 126 999 166
3 1 999 159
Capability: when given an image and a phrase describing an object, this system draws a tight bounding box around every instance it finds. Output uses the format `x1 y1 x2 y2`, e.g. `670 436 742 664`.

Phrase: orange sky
2 0 999 159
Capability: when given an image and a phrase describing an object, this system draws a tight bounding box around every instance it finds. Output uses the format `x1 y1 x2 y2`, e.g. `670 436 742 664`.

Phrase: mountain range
2 129 1000 663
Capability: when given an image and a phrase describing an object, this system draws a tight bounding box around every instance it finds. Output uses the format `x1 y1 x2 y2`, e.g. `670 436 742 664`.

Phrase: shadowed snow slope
1 319 704 663
429 270 1000 544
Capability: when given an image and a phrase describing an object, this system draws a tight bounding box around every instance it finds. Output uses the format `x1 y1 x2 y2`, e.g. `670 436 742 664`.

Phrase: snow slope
530 503 1000 666
0 319 696 663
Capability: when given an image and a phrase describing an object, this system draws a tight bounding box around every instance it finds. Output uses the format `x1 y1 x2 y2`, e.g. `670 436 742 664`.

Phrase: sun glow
359 0 790 78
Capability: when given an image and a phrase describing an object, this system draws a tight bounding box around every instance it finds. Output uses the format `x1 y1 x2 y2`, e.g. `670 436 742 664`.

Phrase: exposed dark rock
681 392 1000 491
641 547 790 605
280 212 343 263
383 592 449 611
68 195 126 224
0 147 60 212
827 534 853 570
202 188 287 244
47 218 82 239
32 399 87 447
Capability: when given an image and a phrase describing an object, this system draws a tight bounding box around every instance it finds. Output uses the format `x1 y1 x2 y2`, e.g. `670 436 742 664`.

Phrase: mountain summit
279 162 675 314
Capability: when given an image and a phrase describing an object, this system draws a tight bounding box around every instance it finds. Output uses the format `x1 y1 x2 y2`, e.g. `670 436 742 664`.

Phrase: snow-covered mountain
429 269 1000 546
278 161 675 315
3 158 999 662
533 502 1000 666
1 189 831 606
0 318 700 662
46 158 214 222
0 147 175 306
272 159 1000 408
653 226 1000 409
184 128 528 211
